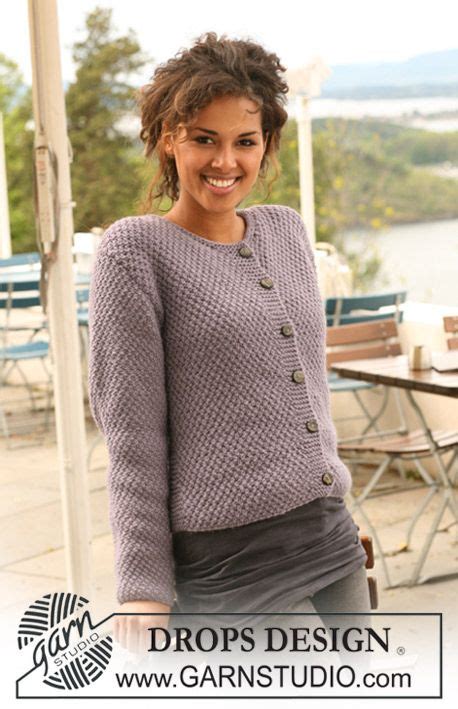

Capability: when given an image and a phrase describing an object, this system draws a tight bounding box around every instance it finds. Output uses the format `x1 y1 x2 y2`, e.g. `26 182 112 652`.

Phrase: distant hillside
321 83 458 99
317 49 458 97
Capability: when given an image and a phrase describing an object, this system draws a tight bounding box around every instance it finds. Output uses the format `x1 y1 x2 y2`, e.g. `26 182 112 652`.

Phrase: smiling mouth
202 175 242 188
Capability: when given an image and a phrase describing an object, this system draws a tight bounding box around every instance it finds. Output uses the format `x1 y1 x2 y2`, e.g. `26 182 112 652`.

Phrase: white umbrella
27 0 92 596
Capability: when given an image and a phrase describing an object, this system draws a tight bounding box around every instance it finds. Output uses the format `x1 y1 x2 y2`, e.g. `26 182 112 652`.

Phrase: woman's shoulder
96 214 171 263
246 203 307 234
92 215 170 300
100 214 163 245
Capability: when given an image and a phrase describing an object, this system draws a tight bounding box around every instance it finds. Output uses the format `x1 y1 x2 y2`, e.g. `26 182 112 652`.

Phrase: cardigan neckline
148 207 257 250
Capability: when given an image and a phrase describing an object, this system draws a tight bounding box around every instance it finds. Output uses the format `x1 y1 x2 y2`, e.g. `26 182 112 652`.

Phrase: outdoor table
331 352 458 586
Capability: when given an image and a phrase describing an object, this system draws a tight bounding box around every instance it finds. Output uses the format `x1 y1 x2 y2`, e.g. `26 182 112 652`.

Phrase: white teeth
204 176 238 188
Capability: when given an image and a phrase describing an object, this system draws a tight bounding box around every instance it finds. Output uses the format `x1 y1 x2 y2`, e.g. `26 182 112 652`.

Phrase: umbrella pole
0 112 11 258
28 0 92 598
296 93 317 245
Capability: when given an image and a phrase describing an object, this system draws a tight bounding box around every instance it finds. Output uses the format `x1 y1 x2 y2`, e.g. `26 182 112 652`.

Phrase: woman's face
164 95 267 215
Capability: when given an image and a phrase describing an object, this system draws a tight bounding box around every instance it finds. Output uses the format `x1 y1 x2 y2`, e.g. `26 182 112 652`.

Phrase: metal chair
328 320 458 586
1 265 94 447
0 275 52 446
0 252 41 269
340 430 458 588
0 254 46 346
325 291 407 327
326 291 408 444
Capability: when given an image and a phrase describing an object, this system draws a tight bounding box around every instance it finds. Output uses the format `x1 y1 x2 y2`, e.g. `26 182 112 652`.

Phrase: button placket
234 247 319 429
231 232 334 487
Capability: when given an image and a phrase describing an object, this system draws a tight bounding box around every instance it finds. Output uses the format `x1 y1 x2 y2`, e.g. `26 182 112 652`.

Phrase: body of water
341 218 458 306
287 96 458 132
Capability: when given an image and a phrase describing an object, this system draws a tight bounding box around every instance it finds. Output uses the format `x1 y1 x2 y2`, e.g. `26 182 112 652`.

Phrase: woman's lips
201 175 242 194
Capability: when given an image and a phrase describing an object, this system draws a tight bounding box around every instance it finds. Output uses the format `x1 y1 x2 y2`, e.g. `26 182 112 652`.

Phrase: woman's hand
113 599 171 655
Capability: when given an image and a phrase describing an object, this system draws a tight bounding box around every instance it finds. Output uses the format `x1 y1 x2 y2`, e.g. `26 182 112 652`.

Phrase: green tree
246 117 387 291
65 7 150 231
0 53 35 252
312 119 395 292
244 118 300 209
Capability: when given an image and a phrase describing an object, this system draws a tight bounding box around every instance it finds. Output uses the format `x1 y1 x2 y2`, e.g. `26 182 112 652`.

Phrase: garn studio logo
17 592 112 690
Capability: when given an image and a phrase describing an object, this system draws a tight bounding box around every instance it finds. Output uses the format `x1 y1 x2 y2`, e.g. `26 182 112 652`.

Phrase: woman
88 32 370 657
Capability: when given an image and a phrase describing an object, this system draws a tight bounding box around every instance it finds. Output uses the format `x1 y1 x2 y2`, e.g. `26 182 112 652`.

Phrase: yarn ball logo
17 592 112 690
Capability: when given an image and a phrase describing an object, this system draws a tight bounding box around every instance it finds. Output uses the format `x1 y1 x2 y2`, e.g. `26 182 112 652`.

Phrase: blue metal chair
325 291 407 327
0 252 41 269
1 266 93 446
325 291 408 444
0 254 46 341
0 274 52 445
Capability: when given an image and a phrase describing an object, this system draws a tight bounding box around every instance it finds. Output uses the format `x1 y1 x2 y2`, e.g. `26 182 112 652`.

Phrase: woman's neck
163 203 246 244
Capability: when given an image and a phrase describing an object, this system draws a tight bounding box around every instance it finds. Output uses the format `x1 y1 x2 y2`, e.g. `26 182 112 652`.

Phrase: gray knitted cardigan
88 204 352 606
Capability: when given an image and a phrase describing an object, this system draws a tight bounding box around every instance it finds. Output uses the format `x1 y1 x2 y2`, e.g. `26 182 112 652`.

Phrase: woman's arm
88 234 175 609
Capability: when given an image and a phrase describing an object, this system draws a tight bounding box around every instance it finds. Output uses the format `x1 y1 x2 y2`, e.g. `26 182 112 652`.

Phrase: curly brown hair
136 31 289 212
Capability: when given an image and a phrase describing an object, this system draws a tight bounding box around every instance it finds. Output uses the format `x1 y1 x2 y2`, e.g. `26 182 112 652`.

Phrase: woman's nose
211 145 237 171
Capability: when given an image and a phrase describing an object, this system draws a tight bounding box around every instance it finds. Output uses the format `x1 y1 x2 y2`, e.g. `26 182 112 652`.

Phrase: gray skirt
170 496 367 629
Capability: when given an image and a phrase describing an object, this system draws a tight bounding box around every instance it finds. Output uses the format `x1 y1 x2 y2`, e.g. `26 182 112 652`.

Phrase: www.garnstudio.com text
115 664 412 690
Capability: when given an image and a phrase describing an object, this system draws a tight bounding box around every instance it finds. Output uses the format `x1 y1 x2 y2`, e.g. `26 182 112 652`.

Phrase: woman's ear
161 130 174 158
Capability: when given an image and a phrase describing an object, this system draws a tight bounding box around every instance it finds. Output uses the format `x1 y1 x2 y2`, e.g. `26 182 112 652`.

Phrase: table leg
405 486 438 548
408 492 453 586
403 389 458 584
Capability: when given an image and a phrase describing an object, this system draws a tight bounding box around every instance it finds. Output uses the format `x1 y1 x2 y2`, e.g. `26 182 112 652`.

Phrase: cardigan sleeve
88 246 175 606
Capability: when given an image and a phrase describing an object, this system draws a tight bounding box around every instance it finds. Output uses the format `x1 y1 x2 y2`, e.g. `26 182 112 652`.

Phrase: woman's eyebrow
192 126 261 137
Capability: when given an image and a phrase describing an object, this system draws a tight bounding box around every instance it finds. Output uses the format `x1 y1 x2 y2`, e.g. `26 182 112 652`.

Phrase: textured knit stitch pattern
88 204 353 606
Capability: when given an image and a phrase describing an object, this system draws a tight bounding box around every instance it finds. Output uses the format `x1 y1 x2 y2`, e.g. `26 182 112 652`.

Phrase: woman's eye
193 136 256 146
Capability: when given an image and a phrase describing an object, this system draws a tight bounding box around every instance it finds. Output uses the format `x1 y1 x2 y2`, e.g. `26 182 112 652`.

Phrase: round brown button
260 277 274 289
238 245 253 258
281 323 293 337
292 369 305 383
305 419 318 433
322 472 334 485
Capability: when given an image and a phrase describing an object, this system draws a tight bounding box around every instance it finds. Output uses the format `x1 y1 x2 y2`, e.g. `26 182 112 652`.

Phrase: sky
1 0 457 85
